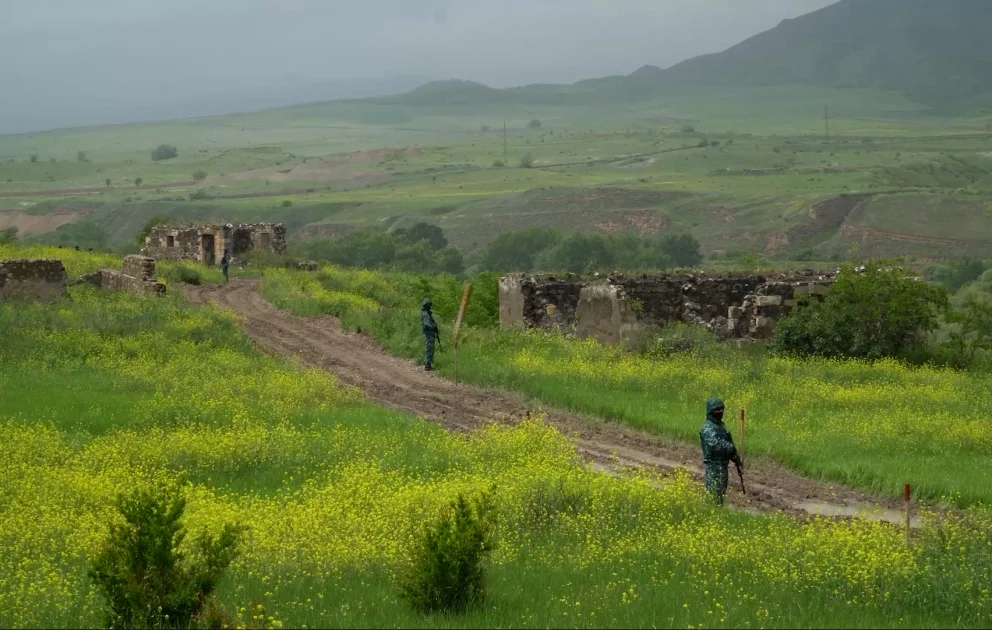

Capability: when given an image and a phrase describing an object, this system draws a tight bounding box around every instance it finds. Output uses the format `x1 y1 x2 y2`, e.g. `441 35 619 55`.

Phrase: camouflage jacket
699 398 738 467
421 308 439 337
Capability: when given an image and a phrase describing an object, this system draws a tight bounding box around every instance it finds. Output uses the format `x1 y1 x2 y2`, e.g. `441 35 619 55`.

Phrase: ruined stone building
499 271 836 346
0 259 68 303
141 223 286 264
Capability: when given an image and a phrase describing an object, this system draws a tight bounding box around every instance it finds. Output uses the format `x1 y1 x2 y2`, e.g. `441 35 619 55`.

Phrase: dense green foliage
770 264 949 361
476 228 703 273
293 223 465 275
89 487 242 629
399 493 496 615
151 144 178 162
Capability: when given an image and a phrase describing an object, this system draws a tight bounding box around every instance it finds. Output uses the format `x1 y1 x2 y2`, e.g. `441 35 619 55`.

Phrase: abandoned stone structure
499 271 835 345
78 255 166 296
0 259 68 303
141 223 286 264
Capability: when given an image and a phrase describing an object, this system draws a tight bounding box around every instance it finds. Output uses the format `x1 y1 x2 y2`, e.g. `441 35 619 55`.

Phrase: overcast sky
0 0 836 133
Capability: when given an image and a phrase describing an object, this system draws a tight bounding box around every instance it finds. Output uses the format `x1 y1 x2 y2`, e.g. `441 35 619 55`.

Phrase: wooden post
904 483 911 543
739 408 745 457
452 283 473 383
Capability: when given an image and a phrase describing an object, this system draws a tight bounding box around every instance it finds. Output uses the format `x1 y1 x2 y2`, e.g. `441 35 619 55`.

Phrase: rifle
735 459 746 495
435 331 443 352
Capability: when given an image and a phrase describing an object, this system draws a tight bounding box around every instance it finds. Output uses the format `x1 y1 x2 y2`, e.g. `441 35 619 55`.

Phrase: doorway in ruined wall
259 232 271 250
200 234 216 265
232 228 253 255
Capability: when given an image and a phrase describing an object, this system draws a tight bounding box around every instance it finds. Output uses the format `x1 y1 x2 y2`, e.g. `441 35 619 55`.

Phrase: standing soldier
699 397 742 505
421 298 440 371
220 250 230 284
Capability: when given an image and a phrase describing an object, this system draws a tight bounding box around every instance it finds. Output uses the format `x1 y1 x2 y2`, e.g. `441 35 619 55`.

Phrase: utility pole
503 121 508 164
824 105 830 141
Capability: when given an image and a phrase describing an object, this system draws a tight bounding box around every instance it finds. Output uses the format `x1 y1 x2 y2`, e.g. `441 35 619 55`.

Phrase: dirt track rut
186 279 917 526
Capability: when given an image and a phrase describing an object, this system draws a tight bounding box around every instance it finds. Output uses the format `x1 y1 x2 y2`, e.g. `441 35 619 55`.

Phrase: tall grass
2 270 991 627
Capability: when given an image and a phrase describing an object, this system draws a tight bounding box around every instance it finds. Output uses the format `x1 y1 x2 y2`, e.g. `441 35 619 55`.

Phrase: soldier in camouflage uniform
421 298 440 371
699 397 742 505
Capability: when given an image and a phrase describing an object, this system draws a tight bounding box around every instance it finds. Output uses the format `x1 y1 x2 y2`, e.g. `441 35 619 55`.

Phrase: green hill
658 0 992 110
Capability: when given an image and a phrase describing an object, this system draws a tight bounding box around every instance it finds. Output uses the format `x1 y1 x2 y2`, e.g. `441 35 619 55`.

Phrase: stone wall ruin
142 223 286 264
78 255 166 296
0 259 68 303
499 271 835 345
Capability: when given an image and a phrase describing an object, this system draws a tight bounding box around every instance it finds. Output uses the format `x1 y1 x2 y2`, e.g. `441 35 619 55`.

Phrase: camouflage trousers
704 464 729 505
424 334 435 367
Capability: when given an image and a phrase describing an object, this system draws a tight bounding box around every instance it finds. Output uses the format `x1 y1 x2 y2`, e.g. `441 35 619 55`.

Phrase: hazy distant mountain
658 0 992 108
390 0 992 111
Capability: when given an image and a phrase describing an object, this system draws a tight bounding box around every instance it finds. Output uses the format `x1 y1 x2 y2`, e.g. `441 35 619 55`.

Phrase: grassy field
1 250 991 628
262 265 992 507
3 85 992 262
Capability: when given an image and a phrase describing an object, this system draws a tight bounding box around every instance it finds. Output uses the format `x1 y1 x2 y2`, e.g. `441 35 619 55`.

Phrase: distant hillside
660 0 992 109
385 0 992 112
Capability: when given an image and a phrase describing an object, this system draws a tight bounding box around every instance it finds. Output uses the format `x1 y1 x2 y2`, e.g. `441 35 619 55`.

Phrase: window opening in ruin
166 236 175 248
260 232 271 248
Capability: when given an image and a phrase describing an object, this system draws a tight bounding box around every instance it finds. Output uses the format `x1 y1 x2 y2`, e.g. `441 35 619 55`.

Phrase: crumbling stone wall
499 273 584 332
500 271 835 344
78 255 165 296
0 259 68 303
142 223 286 263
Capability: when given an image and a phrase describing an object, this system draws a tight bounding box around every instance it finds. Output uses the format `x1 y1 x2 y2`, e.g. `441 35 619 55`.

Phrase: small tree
771 263 949 361
399 492 496 614
77 151 89 162
679 124 696 133
0 227 18 245
29 154 39 163
191 169 207 182
281 199 293 207
105 178 112 187
136 214 171 248
480 125 491 133
519 153 534 169
151 144 179 162
89 486 243 630
134 177 143 187
528 118 542 129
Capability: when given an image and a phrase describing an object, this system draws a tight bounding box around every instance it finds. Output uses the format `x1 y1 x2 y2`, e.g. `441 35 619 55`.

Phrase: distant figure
220 250 230 284
74 246 80 251
421 298 440 371
699 397 742 505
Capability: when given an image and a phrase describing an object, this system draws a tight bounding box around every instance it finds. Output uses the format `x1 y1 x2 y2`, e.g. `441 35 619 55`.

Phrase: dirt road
186 279 918 526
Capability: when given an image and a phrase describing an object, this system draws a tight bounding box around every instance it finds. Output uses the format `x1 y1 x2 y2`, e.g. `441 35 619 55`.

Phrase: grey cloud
0 0 836 133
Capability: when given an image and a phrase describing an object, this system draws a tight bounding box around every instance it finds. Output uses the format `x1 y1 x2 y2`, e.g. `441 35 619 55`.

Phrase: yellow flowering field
260 265 992 506
0 255 989 626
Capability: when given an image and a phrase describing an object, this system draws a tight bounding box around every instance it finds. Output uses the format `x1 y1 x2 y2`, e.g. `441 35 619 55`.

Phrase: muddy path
186 279 920 526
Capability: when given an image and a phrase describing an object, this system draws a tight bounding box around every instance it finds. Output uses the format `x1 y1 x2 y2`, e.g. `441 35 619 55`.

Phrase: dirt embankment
186 279 921 527
0 207 91 235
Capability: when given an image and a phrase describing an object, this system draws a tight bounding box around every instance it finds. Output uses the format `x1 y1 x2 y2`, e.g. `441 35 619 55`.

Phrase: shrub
770 263 949 361
134 177 143 187
281 199 293 207
77 151 89 163
491 160 505 168
527 118 542 129
679 124 695 133
151 144 178 162
88 486 243 630
519 153 534 169
191 169 207 182
399 492 496 615
105 178 112 187
0 227 18 245
29 154 39 163
162 265 203 285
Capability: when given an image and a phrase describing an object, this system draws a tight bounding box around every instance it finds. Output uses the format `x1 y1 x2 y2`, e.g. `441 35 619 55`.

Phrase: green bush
88 486 243 629
770 263 949 361
191 169 207 182
399 492 496 615
0 227 17 246
151 144 178 162
518 153 534 169
162 265 203 286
